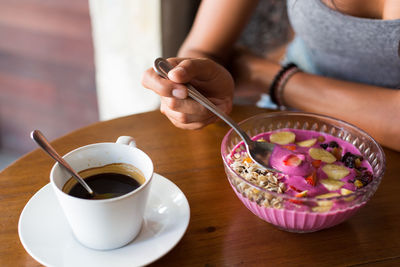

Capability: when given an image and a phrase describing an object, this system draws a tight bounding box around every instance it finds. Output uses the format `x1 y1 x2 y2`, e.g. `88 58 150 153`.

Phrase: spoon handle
31 130 94 195
153 58 253 145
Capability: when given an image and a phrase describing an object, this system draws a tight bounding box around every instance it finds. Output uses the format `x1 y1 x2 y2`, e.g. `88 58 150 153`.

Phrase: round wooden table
1 105 399 266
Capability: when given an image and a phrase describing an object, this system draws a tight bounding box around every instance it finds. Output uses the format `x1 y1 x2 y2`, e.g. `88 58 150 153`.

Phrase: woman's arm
236 55 400 151
284 71 400 151
178 0 259 65
228 50 400 151
142 0 259 130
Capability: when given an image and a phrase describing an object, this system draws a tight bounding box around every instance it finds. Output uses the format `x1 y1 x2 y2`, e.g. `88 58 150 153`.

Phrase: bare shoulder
179 0 259 63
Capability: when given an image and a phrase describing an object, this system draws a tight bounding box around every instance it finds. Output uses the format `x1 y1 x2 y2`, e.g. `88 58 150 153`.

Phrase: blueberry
342 152 357 168
320 143 329 149
360 171 373 185
328 141 339 148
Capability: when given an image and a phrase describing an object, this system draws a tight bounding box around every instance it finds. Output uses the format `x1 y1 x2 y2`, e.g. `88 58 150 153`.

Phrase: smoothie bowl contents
221 112 385 233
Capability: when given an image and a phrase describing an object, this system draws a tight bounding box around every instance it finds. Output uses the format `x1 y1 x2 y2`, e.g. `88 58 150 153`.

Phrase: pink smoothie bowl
221 112 386 233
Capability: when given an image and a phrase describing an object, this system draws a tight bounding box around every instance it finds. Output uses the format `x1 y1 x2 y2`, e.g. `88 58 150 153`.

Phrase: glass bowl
221 111 386 233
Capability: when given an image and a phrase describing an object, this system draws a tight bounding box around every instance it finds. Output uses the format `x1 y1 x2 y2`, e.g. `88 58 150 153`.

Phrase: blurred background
0 0 290 170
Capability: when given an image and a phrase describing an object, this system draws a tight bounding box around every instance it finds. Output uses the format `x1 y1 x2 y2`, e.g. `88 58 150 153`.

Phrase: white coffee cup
50 136 153 250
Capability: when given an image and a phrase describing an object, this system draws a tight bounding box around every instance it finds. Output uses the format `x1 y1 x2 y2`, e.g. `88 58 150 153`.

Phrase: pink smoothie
251 129 372 198
228 129 374 231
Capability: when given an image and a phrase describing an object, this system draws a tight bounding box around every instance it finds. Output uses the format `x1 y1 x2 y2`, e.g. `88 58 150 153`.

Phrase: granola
229 151 285 208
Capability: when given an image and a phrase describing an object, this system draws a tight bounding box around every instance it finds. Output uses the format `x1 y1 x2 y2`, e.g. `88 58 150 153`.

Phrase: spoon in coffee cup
31 130 95 196
153 58 279 172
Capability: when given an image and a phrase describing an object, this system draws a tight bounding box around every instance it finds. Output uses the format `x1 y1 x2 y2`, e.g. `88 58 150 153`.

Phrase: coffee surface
62 163 145 200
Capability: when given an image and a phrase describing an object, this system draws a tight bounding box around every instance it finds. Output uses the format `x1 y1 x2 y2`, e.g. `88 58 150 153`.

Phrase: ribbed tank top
286 0 400 88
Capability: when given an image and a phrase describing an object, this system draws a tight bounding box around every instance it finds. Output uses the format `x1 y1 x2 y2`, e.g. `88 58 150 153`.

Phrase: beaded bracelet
269 63 301 110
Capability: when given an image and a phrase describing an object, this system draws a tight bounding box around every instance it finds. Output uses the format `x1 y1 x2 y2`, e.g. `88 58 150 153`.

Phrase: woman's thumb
168 58 215 83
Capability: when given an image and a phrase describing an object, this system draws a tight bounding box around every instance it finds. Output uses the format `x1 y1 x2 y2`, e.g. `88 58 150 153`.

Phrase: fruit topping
289 199 303 204
283 154 303 167
322 164 350 180
320 178 345 191
312 205 332 212
355 171 373 186
289 185 302 193
314 192 340 211
317 136 326 143
351 170 373 188
305 170 318 186
340 188 354 196
320 143 329 149
309 148 337 163
296 138 317 147
328 141 339 148
312 160 322 168
331 147 343 161
355 158 362 168
282 144 297 151
269 131 296 145
290 190 308 204
342 152 363 168
316 192 341 199
340 188 355 201
295 190 308 198
354 180 363 188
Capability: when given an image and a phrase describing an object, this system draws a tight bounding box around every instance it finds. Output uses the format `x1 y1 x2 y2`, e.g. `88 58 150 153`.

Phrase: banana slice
320 178 344 191
312 205 332 212
269 131 296 145
315 192 341 208
316 192 341 199
340 188 354 196
322 164 350 180
296 138 317 147
340 188 355 201
309 148 336 163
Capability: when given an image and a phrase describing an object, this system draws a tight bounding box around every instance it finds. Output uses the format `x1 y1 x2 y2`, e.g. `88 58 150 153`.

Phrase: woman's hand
141 58 234 129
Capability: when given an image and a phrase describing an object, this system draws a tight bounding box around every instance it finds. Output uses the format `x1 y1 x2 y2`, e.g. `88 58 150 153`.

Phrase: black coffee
62 163 145 200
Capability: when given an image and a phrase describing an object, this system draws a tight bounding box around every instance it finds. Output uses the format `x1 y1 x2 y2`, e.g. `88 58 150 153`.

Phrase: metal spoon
31 130 95 196
153 58 278 172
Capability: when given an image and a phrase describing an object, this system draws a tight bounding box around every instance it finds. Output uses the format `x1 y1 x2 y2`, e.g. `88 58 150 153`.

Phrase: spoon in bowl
153 58 279 172
31 130 95 196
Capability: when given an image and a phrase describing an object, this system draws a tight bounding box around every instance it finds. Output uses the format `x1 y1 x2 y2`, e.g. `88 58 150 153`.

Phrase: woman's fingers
141 67 188 99
166 116 218 130
142 57 234 130
161 100 218 130
159 95 233 129
167 58 218 84
160 97 212 123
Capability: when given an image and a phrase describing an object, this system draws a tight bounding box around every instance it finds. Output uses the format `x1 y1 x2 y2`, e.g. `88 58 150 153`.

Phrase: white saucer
18 173 190 267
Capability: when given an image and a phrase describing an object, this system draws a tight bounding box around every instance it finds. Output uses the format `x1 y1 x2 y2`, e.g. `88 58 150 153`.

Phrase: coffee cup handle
116 136 136 147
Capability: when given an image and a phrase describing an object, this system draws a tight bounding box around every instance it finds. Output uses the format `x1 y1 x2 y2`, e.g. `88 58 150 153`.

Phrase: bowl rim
221 111 386 202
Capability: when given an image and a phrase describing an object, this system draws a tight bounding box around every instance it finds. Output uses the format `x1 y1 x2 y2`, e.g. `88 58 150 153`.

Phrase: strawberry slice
295 190 308 198
305 170 318 186
283 154 302 166
282 144 296 151
289 199 303 204
289 185 302 193
290 190 308 204
312 160 322 168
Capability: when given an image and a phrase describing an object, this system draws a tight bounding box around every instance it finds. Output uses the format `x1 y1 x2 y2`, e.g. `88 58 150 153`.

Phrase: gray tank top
286 0 400 88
